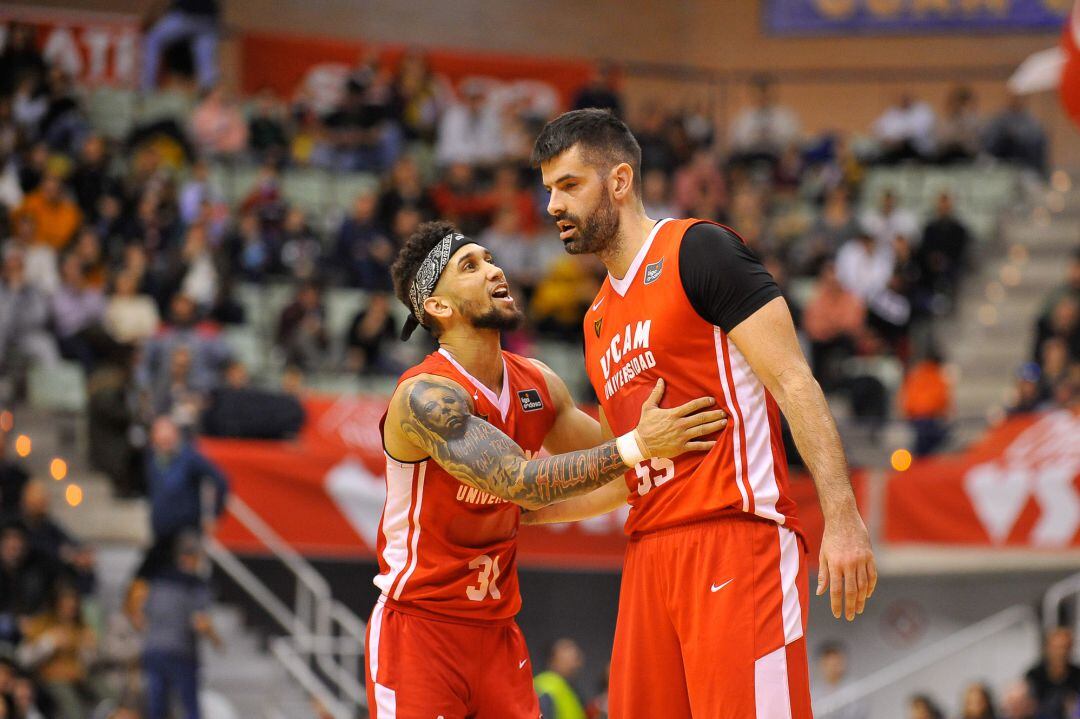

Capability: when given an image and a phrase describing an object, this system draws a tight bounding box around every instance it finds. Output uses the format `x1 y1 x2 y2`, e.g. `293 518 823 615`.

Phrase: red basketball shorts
608 514 812 719
365 598 540 719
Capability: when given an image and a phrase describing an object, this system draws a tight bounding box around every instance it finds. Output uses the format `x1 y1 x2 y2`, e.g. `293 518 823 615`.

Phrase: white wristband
616 431 646 467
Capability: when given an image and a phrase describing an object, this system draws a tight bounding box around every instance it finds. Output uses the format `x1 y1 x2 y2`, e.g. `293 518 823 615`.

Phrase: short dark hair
391 220 457 338
531 108 642 196
817 640 847 658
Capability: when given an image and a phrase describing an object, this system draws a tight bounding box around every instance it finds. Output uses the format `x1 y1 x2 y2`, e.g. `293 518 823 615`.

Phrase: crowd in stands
1006 248 1080 417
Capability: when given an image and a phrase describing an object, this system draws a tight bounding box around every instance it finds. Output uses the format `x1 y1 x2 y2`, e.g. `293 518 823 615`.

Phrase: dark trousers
143 650 200 719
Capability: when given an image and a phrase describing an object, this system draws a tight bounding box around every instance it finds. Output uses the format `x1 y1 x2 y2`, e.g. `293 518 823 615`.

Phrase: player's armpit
529 358 605 454
396 376 630 510
520 477 628 525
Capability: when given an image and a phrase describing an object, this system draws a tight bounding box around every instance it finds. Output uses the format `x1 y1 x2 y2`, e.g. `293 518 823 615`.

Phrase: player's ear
424 294 453 323
611 162 634 201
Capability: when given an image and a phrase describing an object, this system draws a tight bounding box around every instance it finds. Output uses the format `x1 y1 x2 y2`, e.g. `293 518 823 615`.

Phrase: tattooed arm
385 374 725 510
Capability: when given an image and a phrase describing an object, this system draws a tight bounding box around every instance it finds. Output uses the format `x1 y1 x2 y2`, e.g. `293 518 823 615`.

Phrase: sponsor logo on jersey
593 317 603 337
644 258 664 285
517 389 544 412
598 320 655 400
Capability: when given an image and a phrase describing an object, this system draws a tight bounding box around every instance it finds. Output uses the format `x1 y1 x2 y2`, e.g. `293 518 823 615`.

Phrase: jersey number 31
466 554 502 601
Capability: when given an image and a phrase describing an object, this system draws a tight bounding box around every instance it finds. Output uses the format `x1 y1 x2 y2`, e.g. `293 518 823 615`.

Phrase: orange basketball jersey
583 218 802 538
375 348 557 622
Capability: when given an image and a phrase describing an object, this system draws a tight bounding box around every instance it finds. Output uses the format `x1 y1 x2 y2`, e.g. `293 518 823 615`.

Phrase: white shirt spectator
729 104 800 156
836 237 895 302
873 98 936 156
860 205 919 249
435 86 504 167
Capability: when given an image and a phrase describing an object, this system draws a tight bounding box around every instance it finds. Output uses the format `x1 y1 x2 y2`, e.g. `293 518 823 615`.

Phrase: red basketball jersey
375 348 557 622
583 218 802 538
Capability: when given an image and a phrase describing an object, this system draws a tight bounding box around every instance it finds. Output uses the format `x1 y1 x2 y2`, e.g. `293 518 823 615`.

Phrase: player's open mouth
491 283 513 303
557 220 576 241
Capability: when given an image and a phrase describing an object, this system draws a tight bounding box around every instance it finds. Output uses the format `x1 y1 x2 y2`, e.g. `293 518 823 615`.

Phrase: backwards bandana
401 231 471 340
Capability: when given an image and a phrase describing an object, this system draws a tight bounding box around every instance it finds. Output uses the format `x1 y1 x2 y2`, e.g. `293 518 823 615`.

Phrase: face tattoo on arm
398 377 628 510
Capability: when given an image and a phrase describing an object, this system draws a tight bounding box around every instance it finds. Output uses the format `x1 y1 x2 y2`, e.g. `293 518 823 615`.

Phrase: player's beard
561 190 620 256
461 297 525 332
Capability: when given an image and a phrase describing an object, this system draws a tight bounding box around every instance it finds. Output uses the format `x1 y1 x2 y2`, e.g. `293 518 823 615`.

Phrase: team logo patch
517 389 544 412
644 258 664 285
594 318 603 337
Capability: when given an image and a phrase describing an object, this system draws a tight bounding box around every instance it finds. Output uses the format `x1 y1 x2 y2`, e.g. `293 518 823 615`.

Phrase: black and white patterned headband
400 231 471 340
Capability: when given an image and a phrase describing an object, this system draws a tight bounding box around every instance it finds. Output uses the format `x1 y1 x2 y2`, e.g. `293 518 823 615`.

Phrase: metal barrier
816 605 1040 719
205 494 367 719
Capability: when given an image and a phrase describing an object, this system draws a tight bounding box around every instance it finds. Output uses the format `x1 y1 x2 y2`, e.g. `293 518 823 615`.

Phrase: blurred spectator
87 347 143 498
796 186 860 274
1034 295 1080 368
959 682 998 719
534 638 586 719
572 64 623 117
316 60 401 173
1026 627 1080 719
1007 362 1049 416
909 694 946 719
811 642 867 719
0 23 47 98
345 293 398 375
478 164 538 233
226 210 275 281
335 190 396 290
11 670 48 719
803 260 865 391
982 95 1047 175
436 79 503 167
150 344 206 431
104 270 162 345
999 680 1039 719
72 228 107 289
6 214 59 297
138 294 232 395
202 360 305 438
836 231 895 302
142 532 221 719
376 156 436 231
277 280 330 370
247 88 290 163
0 521 61 647
176 225 220 311
190 85 249 159
100 580 147 707
69 135 114 221
279 207 322 280
861 189 918 250
873 93 936 163
139 416 227 579
935 86 982 164
52 253 107 371
635 102 677 176
432 162 484 232
141 0 221 92
672 148 726 219
0 246 60 371
17 583 100 719
179 159 222 227
729 77 800 164
239 164 285 230
394 50 444 143
19 480 95 595
0 432 30 514
531 256 598 342
899 347 952 456
478 207 547 304
13 174 82 252
917 192 971 301
641 168 677 219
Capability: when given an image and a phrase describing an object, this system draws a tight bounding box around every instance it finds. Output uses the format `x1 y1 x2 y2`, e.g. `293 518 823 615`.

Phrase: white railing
816 605 1040 719
1042 570 1080 632
205 494 367 719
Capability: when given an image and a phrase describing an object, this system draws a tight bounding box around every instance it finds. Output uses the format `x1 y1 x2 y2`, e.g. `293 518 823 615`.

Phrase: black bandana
400 231 471 340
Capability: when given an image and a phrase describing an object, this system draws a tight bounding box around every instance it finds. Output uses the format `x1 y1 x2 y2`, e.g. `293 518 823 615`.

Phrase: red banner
202 394 853 569
238 31 592 116
885 410 1080 547
0 6 140 87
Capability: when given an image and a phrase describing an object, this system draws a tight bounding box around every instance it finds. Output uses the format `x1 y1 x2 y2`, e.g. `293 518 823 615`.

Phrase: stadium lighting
14 435 31 457
65 484 83 508
50 458 68 481
891 449 913 472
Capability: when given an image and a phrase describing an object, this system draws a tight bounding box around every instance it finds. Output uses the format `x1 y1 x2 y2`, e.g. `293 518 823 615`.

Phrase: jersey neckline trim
437 347 512 421
608 217 671 297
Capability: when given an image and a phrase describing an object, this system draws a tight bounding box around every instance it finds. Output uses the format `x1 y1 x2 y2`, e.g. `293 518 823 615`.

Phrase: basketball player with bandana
365 221 728 718
527 109 877 718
